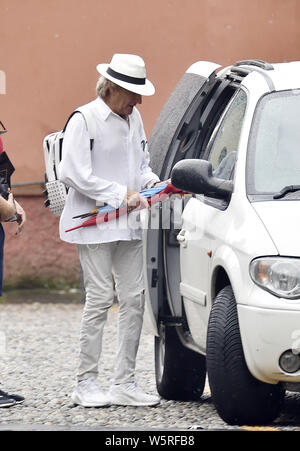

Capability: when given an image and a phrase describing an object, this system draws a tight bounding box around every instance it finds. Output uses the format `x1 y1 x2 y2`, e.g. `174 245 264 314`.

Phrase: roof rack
225 66 250 84
230 66 250 78
235 60 274 71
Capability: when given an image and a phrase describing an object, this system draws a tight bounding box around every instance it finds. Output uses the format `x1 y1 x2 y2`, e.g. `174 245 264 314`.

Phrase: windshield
247 89 300 198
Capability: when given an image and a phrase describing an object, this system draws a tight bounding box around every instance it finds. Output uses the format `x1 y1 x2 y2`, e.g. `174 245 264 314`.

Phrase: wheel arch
211 265 231 302
210 245 254 306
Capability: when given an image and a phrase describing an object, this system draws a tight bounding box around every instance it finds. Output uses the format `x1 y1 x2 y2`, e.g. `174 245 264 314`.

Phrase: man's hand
14 200 26 234
125 188 149 213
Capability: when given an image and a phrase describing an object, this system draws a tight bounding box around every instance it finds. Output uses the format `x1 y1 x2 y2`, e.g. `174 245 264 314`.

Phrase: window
207 89 247 181
247 89 300 196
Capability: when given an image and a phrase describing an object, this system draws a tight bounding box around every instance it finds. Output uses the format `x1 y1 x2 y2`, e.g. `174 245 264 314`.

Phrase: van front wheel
206 285 284 425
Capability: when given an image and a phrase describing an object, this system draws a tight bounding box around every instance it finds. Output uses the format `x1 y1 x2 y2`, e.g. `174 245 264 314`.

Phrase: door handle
177 229 188 247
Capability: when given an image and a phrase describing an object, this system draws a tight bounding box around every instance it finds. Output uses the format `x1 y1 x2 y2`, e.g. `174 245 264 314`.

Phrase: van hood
252 200 300 256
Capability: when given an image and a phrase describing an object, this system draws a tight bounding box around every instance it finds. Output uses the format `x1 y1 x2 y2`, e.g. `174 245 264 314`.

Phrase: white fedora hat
96 53 155 96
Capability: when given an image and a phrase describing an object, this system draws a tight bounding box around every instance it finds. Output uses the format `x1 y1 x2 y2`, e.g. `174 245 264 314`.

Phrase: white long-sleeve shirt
59 97 159 244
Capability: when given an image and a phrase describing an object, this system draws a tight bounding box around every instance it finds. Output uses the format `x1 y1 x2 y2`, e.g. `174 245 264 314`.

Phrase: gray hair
96 76 117 99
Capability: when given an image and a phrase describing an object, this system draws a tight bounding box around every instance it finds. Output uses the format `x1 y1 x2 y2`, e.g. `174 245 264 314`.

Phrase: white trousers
76 240 145 385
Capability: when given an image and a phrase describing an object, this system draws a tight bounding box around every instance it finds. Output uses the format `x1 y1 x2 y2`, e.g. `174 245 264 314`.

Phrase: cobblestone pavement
0 301 300 431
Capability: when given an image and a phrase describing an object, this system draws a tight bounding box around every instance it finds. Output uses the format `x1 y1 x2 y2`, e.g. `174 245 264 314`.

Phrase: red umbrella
65 184 185 232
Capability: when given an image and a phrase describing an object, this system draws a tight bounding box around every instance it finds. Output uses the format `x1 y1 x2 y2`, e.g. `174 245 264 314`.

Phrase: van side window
207 89 247 181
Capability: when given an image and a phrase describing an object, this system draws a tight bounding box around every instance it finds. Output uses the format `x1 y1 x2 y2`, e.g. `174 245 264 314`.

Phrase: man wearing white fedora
59 54 161 407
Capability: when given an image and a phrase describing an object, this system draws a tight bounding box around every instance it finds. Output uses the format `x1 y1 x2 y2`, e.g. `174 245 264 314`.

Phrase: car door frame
143 63 244 342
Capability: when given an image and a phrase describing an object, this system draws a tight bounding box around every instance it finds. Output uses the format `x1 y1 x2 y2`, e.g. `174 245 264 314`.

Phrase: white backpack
43 106 96 216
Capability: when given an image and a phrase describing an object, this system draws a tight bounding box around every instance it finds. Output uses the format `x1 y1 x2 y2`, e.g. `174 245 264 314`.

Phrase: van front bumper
238 304 300 385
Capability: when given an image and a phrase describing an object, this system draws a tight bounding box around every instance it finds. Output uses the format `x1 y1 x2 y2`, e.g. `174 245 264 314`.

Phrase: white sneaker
108 382 160 406
71 378 110 407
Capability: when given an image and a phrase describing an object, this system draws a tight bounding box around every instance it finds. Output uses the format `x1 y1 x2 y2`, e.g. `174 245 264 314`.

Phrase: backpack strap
62 106 96 150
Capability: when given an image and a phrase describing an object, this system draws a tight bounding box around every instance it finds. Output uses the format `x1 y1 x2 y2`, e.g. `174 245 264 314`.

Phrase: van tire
155 323 206 401
206 285 284 425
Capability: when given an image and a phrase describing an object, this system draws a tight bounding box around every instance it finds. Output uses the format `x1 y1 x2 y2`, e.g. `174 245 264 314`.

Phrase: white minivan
143 59 300 425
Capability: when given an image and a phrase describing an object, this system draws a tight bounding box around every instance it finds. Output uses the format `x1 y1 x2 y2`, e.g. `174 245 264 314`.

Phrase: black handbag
0 151 15 190
0 176 9 200
0 122 14 189
0 124 20 222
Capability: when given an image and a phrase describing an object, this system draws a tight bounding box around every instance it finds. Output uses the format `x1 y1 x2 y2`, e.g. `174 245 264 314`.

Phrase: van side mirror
171 159 233 199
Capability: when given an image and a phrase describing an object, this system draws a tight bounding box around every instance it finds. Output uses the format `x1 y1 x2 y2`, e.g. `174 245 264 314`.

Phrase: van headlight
250 257 300 299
